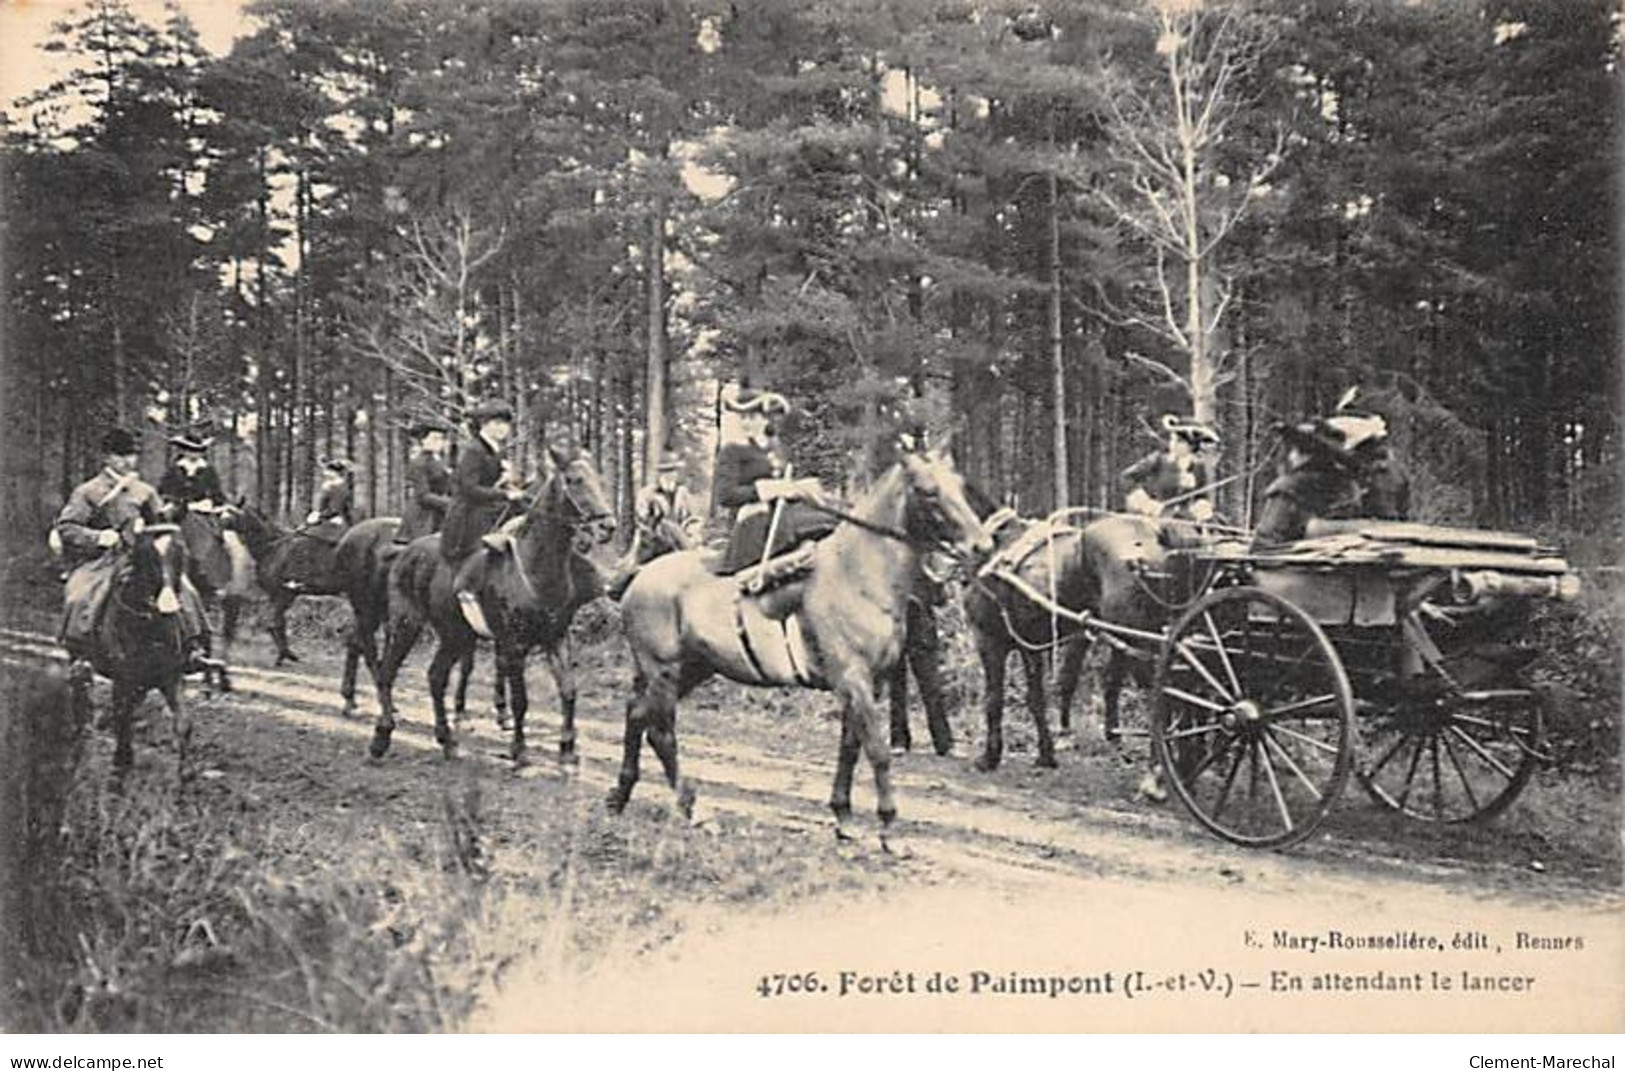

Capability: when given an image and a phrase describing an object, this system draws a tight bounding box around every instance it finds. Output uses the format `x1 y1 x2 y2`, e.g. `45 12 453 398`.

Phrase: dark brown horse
226 504 348 664
368 448 615 763
63 525 195 776
173 505 254 690
331 517 485 721
961 490 1096 771
609 446 992 851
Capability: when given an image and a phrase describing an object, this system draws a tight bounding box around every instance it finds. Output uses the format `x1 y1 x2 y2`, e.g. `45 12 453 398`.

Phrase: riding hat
468 398 516 426
320 456 357 476
723 386 790 417
409 418 450 439
1160 414 1221 447
656 449 684 472
167 432 214 453
101 428 139 456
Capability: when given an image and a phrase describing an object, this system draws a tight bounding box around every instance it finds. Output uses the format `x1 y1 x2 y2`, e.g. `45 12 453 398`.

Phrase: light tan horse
609 445 992 852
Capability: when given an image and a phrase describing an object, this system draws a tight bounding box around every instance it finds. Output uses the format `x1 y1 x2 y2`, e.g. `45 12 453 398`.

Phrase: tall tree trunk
644 197 670 479
1047 170 1068 510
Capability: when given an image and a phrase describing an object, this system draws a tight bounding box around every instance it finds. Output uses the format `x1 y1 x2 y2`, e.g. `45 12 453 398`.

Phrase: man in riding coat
444 399 528 626
712 386 837 575
55 427 212 673
1120 414 1221 521
398 420 453 543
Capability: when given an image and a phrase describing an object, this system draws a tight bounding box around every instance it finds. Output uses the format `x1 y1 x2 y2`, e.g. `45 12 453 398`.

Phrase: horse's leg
640 664 695 819
608 673 650 814
842 669 907 854
340 615 365 718
369 613 423 759
217 596 238 693
427 639 462 757
544 636 578 766
886 659 912 754
111 681 137 773
1021 650 1058 769
829 703 864 842
907 600 953 756
162 679 191 782
495 645 529 765
1057 637 1089 736
973 636 1009 772
1103 647 1127 746
270 591 298 664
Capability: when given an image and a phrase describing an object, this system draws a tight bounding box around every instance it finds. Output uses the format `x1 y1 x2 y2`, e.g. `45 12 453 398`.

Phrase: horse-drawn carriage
977 494 1580 850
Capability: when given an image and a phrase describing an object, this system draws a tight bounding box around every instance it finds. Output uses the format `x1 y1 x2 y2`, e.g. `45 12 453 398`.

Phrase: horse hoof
879 831 914 859
1136 773 1168 804
280 651 300 665
973 753 1000 773
367 731 392 759
675 781 697 821
557 748 579 768
605 789 629 815
889 743 908 757
1036 753 1058 770
438 737 458 759
509 746 530 768
494 713 511 732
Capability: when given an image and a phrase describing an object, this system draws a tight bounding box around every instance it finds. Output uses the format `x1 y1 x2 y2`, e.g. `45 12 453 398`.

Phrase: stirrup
457 591 495 639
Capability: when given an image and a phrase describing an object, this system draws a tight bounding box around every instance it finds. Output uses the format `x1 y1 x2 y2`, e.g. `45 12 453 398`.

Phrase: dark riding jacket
399 451 453 542
440 435 510 562
55 469 164 565
158 464 225 512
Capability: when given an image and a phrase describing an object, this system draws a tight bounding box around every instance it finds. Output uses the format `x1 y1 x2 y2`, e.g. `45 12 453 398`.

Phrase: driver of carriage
445 398 529 619
304 457 356 534
711 385 838 576
54 426 212 673
157 431 225 517
1120 414 1221 522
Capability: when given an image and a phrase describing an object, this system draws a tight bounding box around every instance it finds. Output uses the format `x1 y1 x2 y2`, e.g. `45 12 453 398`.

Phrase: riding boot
177 578 219 675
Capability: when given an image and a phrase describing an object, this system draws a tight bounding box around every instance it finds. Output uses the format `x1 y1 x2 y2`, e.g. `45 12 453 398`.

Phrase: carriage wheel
1356 688 1543 823
1152 586 1355 850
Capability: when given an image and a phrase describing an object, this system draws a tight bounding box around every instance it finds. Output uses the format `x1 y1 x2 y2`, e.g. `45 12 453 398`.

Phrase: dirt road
4 625 1619 1032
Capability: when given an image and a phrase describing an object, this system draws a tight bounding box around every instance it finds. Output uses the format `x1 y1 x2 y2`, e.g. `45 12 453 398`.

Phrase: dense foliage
2 0 1616 545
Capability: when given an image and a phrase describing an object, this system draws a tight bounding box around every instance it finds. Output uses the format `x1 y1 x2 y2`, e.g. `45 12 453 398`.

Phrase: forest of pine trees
2 0 1617 547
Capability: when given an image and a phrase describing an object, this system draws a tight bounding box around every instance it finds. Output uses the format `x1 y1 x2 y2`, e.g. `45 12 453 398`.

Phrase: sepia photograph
0 0 1619 1044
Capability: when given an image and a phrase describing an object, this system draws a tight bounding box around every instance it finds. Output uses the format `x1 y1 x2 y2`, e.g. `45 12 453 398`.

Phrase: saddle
723 541 818 596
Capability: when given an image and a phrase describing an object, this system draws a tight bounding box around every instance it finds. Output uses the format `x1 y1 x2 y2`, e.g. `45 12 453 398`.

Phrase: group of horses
68 434 1351 849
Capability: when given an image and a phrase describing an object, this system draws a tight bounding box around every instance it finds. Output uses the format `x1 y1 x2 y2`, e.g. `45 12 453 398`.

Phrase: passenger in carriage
1254 402 1411 546
1120 414 1221 523
711 385 838 576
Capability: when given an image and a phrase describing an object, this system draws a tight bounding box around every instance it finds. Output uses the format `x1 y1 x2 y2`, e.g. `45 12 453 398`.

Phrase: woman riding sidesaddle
711 387 838 576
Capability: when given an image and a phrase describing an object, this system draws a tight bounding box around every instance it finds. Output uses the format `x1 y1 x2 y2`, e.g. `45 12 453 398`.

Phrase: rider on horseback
55 427 213 675
157 432 225 515
712 385 837 577
446 399 529 633
634 450 700 554
305 458 356 535
398 420 453 543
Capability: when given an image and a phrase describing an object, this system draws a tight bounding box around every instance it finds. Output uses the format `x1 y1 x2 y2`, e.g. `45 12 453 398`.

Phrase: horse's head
125 523 188 618
899 445 995 561
533 446 616 554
